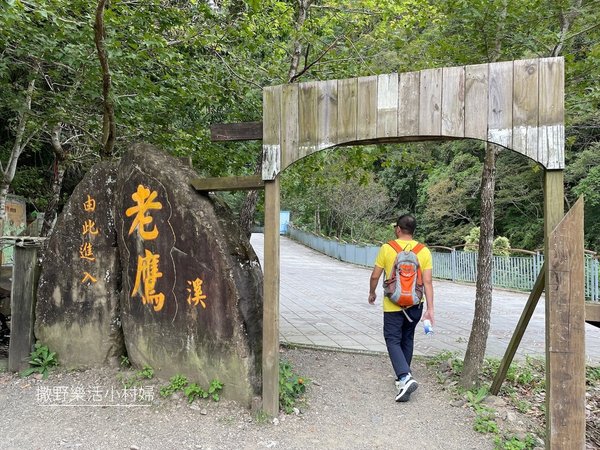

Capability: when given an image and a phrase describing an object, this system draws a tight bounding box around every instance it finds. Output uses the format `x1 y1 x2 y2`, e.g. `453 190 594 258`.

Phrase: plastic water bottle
423 319 434 335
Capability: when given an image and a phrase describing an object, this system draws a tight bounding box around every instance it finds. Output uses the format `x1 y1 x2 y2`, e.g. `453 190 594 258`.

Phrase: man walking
368 214 434 402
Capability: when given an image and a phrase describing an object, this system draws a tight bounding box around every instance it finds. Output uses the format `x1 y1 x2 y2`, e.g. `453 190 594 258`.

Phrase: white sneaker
394 372 412 391
395 374 418 402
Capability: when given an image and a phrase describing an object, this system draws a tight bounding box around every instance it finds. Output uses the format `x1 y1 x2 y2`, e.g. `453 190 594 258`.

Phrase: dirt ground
0 347 504 450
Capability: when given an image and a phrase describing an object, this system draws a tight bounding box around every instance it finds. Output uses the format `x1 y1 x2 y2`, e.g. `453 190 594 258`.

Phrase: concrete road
251 233 600 365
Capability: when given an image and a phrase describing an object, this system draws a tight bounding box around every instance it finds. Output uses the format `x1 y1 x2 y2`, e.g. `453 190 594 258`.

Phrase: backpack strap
387 240 403 253
387 240 425 255
412 243 425 255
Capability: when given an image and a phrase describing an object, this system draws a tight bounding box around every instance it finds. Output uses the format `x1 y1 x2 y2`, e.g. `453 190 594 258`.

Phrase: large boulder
114 144 263 405
35 162 124 368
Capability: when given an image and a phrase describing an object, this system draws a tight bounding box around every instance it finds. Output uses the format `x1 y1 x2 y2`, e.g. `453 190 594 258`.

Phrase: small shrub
161 375 223 403
208 379 224 402
160 374 188 397
493 236 511 256
279 359 308 414
138 365 154 379
184 383 207 403
20 343 58 379
586 365 600 384
474 407 498 434
118 364 154 388
494 433 537 450
465 386 488 407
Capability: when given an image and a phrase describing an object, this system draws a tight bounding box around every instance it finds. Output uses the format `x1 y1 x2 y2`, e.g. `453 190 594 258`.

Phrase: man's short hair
395 214 417 235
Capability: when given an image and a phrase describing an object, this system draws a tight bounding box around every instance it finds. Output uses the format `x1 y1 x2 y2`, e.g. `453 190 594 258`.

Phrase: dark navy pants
383 304 423 379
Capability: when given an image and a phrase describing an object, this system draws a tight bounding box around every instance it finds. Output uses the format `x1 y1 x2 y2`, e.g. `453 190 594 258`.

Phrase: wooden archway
260 57 585 448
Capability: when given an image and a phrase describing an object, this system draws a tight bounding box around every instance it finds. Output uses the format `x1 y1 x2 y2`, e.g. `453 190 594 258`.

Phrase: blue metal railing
287 225 599 301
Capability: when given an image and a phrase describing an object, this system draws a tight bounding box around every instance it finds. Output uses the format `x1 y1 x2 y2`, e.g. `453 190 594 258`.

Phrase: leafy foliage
0 0 598 252
159 374 189 398
279 358 308 414
20 342 58 379
160 374 223 403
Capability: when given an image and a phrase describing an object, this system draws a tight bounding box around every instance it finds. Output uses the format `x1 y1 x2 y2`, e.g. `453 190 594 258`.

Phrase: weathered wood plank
464 64 488 141
262 86 281 180
513 59 539 162
490 262 545 395
547 196 585 449
317 79 338 150
539 57 565 169
211 122 263 141
357 75 378 140
488 60 513 149
298 81 318 159
377 73 398 138
190 175 265 192
398 71 420 136
262 178 280 416
337 77 358 144
441 66 465 137
8 245 41 372
418 68 442 136
281 83 299 170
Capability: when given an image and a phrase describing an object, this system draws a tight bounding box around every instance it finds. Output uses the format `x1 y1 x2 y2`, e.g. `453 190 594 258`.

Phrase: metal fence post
451 249 457 282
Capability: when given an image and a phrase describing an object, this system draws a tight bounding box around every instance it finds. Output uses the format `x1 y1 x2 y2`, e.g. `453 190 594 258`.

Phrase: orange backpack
382 240 425 308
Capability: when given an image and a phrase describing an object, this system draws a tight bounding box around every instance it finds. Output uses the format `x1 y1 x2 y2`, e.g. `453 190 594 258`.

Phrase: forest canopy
1 0 599 251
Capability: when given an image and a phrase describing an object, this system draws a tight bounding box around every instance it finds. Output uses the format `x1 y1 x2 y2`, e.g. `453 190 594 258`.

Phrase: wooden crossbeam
210 122 263 141
191 175 264 192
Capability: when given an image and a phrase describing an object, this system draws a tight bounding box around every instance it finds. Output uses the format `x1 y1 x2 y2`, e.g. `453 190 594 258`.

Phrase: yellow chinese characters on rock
131 249 165 312
186 278 207 308
126 184 162 240
83 194 96 212
82 219 99 236
79 242 95 261
80 194 98 285
81 272 97 283
126 184 166 311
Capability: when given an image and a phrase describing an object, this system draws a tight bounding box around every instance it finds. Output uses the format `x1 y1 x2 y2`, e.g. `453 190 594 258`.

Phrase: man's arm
368 266 384 304
422 268 434 324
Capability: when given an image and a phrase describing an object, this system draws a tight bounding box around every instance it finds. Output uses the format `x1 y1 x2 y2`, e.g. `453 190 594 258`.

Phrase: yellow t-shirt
374 239 433 312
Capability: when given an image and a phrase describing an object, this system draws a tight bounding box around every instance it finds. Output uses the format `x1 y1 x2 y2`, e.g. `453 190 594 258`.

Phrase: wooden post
262 177 280 416
8 243 41 372
490 263 545 395
545 173 586 449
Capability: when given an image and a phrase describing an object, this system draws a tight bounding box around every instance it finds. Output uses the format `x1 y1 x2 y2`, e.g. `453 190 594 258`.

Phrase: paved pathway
251 233 600 365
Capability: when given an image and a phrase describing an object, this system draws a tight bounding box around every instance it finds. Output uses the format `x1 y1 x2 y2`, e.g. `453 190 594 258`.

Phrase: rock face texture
36 145 263 405
35 162 124 368
114 143 263 403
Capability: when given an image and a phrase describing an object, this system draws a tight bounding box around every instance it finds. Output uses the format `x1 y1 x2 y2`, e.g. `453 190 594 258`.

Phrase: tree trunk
95 0 116 159
460 142 499 388
40 162 65 237
0 77 36 223
40 124 69 237
238 152 262 239
459 0 582 389
238 0 311 238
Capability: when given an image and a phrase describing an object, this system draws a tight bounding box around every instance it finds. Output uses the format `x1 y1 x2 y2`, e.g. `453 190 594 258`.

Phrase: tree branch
4 77 37 183
287 0 311 83
552 0 583 57
289 33 345 83
211 48 263 89
50 123 68 162
94 0 116 159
